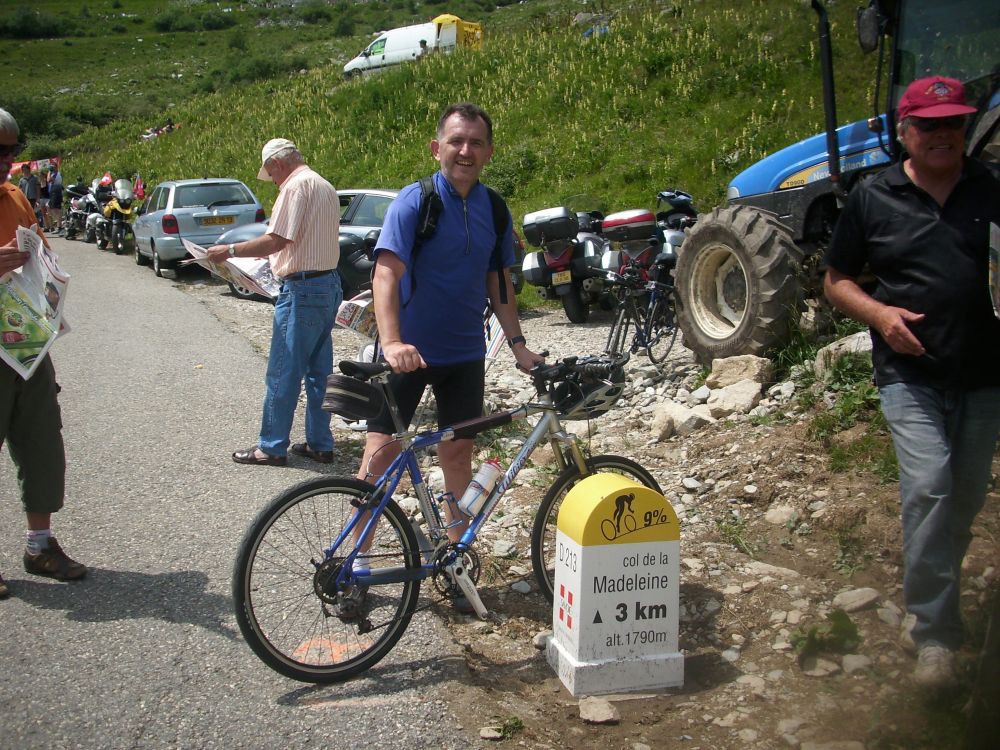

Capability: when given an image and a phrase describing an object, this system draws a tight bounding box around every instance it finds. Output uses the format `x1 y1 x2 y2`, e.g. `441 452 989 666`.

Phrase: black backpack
408 175 511 306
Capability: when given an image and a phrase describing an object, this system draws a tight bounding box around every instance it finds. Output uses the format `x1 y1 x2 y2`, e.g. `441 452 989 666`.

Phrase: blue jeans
879 383 1000 649
259 273 342 457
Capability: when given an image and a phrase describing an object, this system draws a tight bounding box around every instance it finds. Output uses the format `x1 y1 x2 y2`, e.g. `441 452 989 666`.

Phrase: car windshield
350 195 393 226
894 0 1000 106
174 183 254 209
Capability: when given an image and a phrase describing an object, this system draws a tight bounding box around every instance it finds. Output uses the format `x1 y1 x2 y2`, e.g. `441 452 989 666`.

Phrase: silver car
133 178 264 276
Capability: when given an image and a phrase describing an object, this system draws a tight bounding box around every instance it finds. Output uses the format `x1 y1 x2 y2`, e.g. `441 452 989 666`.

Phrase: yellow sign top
557 473 679 545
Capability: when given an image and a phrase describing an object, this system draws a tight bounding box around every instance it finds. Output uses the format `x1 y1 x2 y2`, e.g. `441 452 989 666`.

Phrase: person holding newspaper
0 108 86 599
206 138 341 466
823 77 1000 690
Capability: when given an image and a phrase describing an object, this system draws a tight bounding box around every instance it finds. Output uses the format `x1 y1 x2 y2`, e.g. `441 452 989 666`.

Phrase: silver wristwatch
227 244 236 257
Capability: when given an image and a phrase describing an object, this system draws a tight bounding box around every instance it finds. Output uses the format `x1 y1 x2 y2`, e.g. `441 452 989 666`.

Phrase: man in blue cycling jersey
357 103 543 545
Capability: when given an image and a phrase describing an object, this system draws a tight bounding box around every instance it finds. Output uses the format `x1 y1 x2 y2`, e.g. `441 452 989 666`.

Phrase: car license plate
552 270 572 286
201 216 234 226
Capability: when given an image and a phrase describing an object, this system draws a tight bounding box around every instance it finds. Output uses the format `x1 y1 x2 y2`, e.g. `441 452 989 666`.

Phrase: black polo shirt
825 159 1000 390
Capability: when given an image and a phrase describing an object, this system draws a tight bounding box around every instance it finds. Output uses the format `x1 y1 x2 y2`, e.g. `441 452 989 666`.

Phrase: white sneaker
913 644 957 690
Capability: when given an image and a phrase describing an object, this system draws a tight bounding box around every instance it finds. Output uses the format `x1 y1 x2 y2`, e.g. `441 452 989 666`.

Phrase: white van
343 22 437 77
342 15 483 77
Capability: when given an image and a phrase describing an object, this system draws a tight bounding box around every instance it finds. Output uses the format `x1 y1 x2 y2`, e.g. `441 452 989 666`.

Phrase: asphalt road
0 238 476 750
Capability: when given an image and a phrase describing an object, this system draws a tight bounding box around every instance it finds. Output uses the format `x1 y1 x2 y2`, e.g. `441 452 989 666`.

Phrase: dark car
217 187 524 301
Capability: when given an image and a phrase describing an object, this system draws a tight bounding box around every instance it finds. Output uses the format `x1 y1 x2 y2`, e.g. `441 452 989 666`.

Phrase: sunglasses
0 142 27 158
910 115 967 133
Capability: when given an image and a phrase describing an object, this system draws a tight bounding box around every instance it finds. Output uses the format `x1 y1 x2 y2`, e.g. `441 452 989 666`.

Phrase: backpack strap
484 185 511 306
407 176 512 307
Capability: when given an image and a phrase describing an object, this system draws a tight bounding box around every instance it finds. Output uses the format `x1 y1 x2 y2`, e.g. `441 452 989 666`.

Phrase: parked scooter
519 207 611 323
98 178 137 254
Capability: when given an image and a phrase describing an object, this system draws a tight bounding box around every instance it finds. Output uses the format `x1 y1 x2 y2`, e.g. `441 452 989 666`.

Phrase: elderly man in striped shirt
208 138 342 466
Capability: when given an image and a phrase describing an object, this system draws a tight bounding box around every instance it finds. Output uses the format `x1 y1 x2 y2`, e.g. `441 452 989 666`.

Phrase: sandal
290 442 334 464
232 447 287 466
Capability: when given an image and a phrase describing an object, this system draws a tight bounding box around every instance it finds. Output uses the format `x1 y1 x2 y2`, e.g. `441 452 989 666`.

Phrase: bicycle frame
322 389 590 594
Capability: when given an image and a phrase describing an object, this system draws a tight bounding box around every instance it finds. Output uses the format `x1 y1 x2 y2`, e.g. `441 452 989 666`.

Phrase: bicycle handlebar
529 352 627 389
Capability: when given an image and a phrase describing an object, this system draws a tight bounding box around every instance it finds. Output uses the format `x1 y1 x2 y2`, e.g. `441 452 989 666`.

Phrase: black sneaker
23 538 87 581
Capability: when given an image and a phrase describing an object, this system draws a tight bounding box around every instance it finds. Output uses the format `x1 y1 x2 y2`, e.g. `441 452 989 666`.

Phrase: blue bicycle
233 354 660 683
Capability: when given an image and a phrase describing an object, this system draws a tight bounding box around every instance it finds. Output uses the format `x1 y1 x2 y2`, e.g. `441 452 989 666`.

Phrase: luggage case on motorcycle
602 209 656 243
522 207 579 247
521 250 551 286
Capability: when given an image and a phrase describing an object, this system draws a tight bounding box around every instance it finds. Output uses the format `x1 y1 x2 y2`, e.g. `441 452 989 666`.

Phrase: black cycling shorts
367 358 485 435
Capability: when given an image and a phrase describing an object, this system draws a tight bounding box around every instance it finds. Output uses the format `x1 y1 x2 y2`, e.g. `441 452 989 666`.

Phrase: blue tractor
674 0 1000 364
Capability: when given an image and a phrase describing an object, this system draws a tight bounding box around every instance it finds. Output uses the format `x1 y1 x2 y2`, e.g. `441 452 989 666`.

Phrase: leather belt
280 269 335 281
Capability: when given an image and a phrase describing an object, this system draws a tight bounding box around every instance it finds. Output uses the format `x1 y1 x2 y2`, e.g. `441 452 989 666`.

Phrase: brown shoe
232 446 287 466
0 572 9 599
290 442 334 464
23 538 88 581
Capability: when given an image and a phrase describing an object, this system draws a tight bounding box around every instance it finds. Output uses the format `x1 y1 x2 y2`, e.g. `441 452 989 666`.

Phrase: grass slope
8 0 877 223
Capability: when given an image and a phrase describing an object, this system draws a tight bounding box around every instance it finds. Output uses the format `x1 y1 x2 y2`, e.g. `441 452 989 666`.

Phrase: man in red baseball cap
824 76 1000 692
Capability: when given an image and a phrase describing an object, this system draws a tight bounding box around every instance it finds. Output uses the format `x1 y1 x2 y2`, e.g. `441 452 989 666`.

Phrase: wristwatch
227 244 237 257
507 335 526 349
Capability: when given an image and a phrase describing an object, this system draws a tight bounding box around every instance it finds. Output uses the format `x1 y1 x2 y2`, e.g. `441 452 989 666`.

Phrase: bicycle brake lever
446 560 489 619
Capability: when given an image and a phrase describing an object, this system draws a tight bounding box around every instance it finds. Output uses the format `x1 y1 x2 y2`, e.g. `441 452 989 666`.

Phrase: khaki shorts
0 356 66 514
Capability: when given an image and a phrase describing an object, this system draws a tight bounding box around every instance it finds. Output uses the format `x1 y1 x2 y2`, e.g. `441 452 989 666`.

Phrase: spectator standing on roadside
356 103 543 551
47 164 63 234
206 138 342 466
38 169 50 231
0 108 87 600
823 76 1000 691
18 164 40 223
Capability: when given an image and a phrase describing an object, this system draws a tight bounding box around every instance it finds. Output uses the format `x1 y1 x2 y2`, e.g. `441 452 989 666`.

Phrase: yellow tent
432 13 483 50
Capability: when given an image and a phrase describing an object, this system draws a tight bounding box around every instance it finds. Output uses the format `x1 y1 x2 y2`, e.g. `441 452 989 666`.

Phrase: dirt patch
439 419 999 750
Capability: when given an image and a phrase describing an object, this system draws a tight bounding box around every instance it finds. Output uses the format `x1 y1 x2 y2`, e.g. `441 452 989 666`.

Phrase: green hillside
5 0 877 221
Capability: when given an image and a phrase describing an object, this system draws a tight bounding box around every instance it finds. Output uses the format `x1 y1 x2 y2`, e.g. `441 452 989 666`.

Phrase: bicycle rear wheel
604 303 633 356
646 294 678 365
530 455 662 602
233 477 421 683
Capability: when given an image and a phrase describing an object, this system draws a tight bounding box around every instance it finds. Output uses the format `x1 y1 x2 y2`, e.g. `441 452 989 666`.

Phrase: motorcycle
600 189 698 283
98 178 137 254
62 178 93 241
519 206 611 323
84 178 113 244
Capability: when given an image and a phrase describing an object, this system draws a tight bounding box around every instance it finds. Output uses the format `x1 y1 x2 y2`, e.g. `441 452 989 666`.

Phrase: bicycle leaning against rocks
232 352 661 683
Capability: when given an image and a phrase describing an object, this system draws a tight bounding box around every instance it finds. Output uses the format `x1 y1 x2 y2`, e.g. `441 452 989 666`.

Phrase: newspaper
0 226 71 379
335 291 378 340
179 239 280 298
990 222 999 320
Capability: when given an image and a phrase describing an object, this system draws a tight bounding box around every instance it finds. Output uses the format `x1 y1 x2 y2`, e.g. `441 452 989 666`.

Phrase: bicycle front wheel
646 295 678 365
233 477 421 683
530 455 662 602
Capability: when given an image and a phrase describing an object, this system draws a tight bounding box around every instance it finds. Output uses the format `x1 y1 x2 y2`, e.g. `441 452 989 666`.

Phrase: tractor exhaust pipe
811 0 846 201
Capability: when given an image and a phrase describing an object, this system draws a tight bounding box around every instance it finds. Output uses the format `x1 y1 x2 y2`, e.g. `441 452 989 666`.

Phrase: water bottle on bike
458 460 503 516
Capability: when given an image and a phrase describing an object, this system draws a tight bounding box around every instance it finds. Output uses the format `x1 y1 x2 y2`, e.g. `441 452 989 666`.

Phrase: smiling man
350 104 542 615
823 77 1000 691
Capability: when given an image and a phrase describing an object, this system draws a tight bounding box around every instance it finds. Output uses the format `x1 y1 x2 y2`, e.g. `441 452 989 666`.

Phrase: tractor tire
675 205 803 365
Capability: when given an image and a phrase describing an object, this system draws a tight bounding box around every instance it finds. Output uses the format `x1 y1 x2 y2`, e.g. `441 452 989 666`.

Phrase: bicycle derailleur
312 556 374 633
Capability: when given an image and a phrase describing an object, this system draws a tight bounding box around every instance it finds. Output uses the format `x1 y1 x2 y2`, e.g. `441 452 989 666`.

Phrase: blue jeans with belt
259 272 342 457
879 383 1000 649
